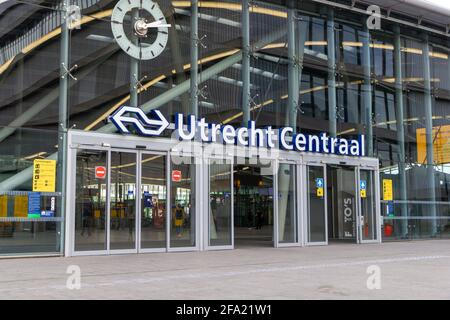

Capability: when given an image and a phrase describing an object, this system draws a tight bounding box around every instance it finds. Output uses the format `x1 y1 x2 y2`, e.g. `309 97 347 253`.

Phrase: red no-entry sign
95 166 106 179
172 170 182 182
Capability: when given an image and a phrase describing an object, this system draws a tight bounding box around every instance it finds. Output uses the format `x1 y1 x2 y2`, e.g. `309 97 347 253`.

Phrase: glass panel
360 170 377 241
338 167 357 240
278 164 297 244
209 161 232 247
140 154 167 249
170 156 195 247
75 149 107 252
307 166 326 243
110 151 136 250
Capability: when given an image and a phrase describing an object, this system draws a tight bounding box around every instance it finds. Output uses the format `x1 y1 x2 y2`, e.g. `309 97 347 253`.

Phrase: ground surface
1 240 449 299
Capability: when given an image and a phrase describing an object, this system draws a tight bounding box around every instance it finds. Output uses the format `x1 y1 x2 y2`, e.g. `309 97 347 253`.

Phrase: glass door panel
109 151 137 251
338 167 357 241
277 163 297 245
74 149 108 252
306 165 327 244
359 169 378 242
208 161 233 247
140 153 167 249
170 156 195 248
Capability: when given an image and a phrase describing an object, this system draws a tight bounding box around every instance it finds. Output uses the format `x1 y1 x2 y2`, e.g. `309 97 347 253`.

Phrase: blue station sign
111 106 365 157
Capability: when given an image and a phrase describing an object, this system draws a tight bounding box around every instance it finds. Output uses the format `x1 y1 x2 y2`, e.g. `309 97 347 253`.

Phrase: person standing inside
173 203 186 238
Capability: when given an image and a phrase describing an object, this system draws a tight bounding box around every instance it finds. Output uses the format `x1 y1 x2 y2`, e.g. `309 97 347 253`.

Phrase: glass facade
1 0 450 256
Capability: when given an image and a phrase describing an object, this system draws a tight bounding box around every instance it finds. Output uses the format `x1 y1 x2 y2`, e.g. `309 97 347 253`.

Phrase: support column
327 8 336 137
242 0 250 126
394 25 408 237
362 23 373 156
190 0 199 117
57 2 70 254
422 33 437 235
279 6 299 242
190 1 199 245
287 8 299 129
130 9 139 107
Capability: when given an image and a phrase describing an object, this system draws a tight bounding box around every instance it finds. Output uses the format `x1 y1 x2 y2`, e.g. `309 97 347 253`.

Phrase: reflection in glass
170 156 195 247
209 162 232 247
110 151 136 250
75 150 107 251
307 166 326 243
140 154 167 249
278 164 297 243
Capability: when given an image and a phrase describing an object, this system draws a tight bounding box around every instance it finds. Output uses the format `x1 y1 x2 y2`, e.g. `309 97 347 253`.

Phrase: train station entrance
65 130 381 256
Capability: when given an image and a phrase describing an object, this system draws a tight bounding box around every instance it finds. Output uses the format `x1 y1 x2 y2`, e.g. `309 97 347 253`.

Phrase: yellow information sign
360 189 366 198
317 187 324 197
383 179 393 201
32 159 56 192
416 125 450 165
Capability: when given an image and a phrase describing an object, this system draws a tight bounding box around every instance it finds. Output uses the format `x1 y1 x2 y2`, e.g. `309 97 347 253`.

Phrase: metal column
190 0 199 117
287 7 299 129
242 0 250 125
190 0 199 246
394 25 408 237
57 2 70 254
130 9 139 107
362 23 373 156
327 8 336 137
422 33 437 235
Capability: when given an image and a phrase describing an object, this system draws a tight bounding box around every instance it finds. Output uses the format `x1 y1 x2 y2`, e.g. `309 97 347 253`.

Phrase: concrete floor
1 240 450 299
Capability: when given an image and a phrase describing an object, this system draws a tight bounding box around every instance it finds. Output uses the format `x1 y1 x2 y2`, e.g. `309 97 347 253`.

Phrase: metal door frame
137 150 168 254
304 162 328 246
68 145 110 256
357 165 382 244
204 156 234 251
275 159 302 248
167 151 201 253
107 148 139 255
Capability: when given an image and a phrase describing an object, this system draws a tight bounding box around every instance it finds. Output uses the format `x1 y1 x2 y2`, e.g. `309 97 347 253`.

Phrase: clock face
111 0 169 60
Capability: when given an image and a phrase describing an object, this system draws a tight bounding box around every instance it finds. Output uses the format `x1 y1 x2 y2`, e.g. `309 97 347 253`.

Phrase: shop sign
32 159 56 192
343 197 354 238
111 106 365 157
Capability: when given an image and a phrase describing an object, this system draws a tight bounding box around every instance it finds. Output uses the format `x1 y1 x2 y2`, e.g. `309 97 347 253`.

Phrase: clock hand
142 20 172 28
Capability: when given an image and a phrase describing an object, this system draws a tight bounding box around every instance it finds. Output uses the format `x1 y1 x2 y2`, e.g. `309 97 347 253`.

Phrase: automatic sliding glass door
139 153 167 251
74 149 108 253
306 164 327 245
276 163 298 246
109 151 138 252
358 169 379 243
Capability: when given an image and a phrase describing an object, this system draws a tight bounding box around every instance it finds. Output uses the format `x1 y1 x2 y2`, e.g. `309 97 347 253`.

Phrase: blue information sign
28 192 41 218
316 178 324 188
360 180 367 190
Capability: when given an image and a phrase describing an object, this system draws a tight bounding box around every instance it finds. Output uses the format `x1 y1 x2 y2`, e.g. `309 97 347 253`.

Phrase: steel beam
327 8 336 137
57 1 70 254
362 23 373 156
190 0 199 117
242 0 250 126
394 25 408 237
